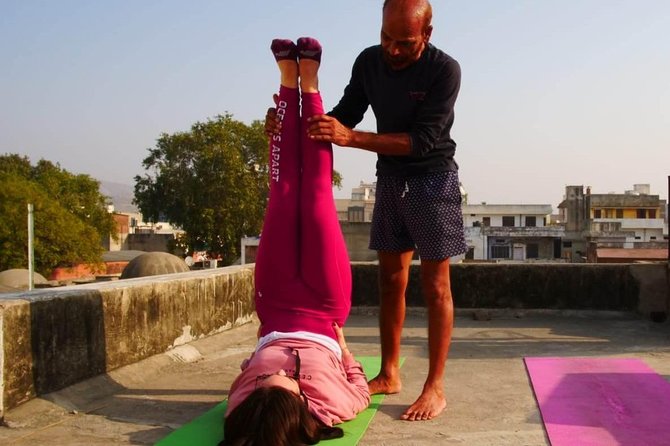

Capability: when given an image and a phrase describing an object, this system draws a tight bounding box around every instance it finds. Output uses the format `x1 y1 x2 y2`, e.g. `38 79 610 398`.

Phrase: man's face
381 7 432 70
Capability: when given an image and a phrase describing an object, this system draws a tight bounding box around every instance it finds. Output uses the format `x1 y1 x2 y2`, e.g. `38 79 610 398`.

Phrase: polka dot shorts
369 171 467 260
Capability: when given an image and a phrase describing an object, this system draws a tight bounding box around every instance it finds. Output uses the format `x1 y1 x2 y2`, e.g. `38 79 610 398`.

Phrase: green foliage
134 114 269 265
332 170 343 190
134 114 345 266
0 155 115 276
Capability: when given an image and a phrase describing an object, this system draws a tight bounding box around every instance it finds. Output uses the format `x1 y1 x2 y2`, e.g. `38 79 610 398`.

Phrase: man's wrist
344 128 356 147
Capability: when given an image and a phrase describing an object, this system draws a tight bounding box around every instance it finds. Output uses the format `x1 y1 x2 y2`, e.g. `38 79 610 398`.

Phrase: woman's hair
220 386 344 446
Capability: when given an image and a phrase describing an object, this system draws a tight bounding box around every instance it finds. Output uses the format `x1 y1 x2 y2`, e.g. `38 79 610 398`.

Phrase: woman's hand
264 94 281 137
333 322 353 359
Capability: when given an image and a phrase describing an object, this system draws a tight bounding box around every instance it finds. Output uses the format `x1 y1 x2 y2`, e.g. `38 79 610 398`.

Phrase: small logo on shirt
409 91 426 101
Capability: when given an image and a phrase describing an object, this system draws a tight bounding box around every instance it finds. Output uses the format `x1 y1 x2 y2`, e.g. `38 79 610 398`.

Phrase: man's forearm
307 114 412 155
348 130 412 156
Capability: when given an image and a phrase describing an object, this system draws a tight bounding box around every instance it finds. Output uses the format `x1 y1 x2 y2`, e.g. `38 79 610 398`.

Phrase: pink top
225 338 371 426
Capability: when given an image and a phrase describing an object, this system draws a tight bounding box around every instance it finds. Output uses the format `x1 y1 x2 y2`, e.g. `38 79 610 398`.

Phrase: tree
134 114 343 266
134 114 268 265
0 155 116 276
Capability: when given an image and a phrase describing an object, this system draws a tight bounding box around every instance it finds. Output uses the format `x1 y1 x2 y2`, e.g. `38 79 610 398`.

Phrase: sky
1 0 669 209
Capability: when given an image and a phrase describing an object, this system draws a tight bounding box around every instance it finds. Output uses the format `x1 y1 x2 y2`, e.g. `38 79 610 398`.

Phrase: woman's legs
255 40 301 324
257 38 352 337
298 39 352 326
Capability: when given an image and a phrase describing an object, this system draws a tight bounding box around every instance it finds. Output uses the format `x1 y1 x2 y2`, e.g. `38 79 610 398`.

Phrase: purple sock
271 39 297 62
297 37 322 63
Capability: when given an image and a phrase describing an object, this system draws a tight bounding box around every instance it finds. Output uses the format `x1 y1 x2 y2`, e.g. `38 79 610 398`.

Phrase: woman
221 37 370 446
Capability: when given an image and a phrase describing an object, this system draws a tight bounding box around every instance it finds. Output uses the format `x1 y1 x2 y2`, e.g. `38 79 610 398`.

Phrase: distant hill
99 180 138 213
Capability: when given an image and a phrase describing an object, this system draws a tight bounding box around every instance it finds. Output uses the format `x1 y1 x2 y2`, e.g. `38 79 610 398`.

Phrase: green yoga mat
155 356 399 446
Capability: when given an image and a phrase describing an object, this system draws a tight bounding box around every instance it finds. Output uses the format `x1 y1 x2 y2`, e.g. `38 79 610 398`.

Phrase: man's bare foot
368 373 402 395
400 385 446 421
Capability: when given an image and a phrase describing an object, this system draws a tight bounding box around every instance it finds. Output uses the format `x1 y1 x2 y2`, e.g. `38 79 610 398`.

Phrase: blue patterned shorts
369 171 467 260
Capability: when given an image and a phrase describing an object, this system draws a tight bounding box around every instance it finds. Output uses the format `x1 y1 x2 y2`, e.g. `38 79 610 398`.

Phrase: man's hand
264 94 281 137
307 114 353 146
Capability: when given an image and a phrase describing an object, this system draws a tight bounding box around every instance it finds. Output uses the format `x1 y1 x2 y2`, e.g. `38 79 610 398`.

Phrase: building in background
335 181 376 222
241 181 668 265
558 184 668 262
240 236 260 265
462 204 563 261
102 207 184 253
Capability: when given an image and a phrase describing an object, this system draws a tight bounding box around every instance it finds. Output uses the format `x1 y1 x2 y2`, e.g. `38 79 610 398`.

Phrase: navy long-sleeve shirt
329 43 461 177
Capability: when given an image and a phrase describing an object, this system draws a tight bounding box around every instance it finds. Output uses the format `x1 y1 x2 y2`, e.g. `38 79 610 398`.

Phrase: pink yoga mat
524 357 670 446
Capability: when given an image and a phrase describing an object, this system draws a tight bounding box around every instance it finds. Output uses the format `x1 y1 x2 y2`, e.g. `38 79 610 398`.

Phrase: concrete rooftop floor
1 309 669 446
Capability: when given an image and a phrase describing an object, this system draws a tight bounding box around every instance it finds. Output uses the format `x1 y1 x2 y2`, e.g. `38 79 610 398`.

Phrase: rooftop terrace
1 263 668 445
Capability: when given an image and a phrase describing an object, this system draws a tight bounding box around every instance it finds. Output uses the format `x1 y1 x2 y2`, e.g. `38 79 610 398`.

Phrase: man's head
381 0 433 70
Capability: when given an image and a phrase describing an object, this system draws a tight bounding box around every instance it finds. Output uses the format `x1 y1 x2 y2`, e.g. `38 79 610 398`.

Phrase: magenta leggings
254 86 352 340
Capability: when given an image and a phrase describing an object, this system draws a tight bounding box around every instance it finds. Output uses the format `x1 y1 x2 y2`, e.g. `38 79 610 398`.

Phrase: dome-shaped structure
120 252 189 279
0 269 47 291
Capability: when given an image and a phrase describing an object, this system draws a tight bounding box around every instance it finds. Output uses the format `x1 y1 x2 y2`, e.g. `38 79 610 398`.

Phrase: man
267 0 465 421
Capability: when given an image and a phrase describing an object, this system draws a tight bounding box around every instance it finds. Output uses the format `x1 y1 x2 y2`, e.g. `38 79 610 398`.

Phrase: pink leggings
254 86 352 340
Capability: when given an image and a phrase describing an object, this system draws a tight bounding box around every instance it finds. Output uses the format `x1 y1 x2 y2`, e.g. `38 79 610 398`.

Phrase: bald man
268 0 466 421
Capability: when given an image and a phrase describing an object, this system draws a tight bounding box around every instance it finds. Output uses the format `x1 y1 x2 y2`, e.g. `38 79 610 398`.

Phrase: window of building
526 243 539 259
650 236 657 240
635 236 641 240
502 216 515 227
482 217 491 227
525 216 536 227
563 241 572 248
649 209 656 218
348 206 364 222
594 209 602 218
491 245 510 259
637 209 646 218
616 209 623 218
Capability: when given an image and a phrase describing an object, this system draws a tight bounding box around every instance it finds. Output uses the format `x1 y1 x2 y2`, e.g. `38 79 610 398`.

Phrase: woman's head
253 349 307 407
255 368 302 395
221 386 343 446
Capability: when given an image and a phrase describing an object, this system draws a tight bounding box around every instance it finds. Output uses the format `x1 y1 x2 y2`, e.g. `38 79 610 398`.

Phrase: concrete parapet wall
1 262 667 418
340 222 376 262
352 262 666 313
0 266 254 418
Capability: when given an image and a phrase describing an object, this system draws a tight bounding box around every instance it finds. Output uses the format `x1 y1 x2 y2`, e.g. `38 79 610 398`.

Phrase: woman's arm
334 323 371 409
